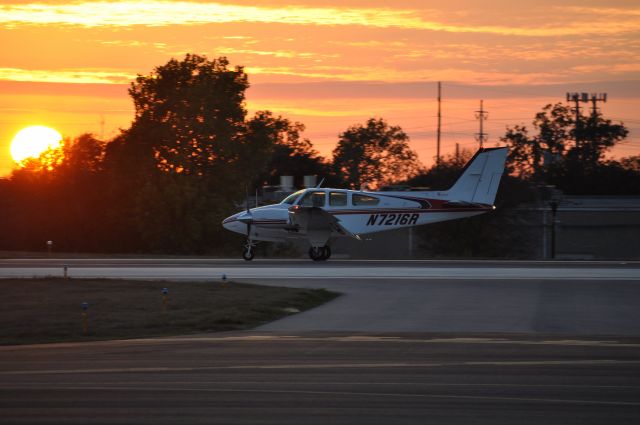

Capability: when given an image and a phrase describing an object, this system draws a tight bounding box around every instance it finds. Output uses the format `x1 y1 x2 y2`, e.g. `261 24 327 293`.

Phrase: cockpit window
329 191 347 206
353 194 380 206
299 191 326 207
281 190 304 205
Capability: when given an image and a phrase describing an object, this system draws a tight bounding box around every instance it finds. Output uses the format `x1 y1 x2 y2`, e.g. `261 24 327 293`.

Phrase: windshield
299 191 326 207
281 189 305 205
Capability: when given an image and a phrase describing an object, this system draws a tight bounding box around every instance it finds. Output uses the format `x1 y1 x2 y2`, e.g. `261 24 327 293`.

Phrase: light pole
549 201 558 260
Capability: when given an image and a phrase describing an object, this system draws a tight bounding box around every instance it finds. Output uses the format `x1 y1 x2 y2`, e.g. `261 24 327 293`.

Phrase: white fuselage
222 188 491 243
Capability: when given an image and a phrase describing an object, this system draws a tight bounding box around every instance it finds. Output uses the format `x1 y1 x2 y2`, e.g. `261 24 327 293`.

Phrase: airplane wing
327 213 361 240
289 206 361 244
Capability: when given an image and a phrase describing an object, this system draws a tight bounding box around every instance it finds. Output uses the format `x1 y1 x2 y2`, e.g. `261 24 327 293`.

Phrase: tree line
0 54 637 256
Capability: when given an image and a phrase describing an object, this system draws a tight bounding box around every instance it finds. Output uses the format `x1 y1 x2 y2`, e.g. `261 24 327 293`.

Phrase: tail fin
446 147 508 205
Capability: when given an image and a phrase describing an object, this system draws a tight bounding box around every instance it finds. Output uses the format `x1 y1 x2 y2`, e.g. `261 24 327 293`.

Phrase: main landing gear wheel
308 246 331 261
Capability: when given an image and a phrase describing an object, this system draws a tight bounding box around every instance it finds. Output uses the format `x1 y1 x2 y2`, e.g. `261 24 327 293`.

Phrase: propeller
244 185 252 238
237 185 256 260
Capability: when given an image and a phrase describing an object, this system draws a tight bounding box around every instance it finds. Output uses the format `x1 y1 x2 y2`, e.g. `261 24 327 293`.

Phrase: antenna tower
566 92 607 148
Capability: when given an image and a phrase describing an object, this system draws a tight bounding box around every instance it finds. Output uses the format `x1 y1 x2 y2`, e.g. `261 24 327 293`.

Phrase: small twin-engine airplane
223 147 508 261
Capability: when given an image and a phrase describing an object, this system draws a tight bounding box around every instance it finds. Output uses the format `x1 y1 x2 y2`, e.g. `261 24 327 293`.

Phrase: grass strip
0 278 339 345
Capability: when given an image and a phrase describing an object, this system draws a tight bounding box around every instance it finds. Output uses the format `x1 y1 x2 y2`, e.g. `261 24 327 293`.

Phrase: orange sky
1 0 639 176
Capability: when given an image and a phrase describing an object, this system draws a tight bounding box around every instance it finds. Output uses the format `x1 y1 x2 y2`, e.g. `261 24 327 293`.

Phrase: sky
1 0 639 176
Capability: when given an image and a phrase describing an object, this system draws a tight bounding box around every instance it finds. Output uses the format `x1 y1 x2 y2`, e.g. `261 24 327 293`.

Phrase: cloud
249 80 640 101
247 64 573 85
0 67 134 84
217 47 338 60
558 6 640 17
0 2 450 29
1 1 638 37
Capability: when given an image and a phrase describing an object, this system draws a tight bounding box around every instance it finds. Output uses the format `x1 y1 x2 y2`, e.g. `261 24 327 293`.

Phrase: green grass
0 278 339 345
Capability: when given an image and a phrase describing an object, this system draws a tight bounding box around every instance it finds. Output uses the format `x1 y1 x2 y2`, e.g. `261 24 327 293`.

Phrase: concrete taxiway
1 259 639 423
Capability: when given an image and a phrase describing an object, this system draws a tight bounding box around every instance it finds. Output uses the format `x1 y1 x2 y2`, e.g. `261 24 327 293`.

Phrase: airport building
541 195 640 260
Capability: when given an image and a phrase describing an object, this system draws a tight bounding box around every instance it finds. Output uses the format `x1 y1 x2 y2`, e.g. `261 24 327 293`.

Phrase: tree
502 103 572 179
113 54 326 192
0 134 110 253
502 103 628 181
100 55 332 253
132 173 232 253
405 148 473 190
0 55 335 254
551 158 640 195
332 118 422 189
575 110 629 167
98 55 256 253
125 54 249 178
619 156 640 173
246 111 330 188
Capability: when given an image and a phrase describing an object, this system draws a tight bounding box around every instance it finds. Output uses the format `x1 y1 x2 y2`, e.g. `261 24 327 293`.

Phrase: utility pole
436 81 442 166
566 93 583 149
475 100 488 148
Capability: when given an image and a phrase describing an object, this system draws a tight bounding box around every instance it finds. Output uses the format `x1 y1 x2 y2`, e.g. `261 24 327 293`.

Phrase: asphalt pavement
1 258 640 423
1 333 640 425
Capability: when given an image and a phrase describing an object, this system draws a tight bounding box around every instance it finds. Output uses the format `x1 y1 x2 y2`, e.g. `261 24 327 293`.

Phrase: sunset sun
10 125 63 163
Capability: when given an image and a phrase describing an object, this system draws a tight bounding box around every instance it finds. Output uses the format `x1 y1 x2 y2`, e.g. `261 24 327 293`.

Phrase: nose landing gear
242 238 256 261
308 245 331 261
242 246 254 261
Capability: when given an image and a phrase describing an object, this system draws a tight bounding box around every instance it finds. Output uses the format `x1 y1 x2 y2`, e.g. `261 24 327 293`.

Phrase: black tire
308 247 322 261
242 248 254 261
309 246 330 261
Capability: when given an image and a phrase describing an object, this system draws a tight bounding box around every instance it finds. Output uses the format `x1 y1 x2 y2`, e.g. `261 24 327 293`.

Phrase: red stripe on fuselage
330 207 490 215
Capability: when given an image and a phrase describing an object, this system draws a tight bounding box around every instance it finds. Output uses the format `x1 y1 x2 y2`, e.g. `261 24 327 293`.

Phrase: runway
1 258 640 423
1 333 640 425
1 258 639 280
